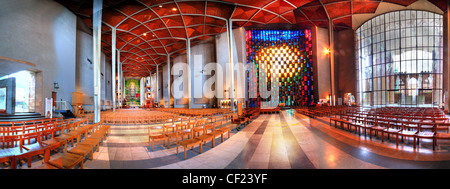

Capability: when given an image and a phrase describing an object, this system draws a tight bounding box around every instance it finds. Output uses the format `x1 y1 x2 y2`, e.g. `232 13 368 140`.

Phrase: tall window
356 10 443 107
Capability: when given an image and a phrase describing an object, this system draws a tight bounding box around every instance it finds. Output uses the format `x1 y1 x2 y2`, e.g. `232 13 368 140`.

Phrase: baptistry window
356 10 443 107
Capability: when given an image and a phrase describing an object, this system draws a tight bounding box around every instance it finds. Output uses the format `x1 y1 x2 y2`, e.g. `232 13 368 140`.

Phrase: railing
55 101 71 111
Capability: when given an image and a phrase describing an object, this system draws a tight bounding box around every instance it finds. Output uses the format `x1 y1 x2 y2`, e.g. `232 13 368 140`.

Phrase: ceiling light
159 5 163 8
172 8 177 11
143 33 147 36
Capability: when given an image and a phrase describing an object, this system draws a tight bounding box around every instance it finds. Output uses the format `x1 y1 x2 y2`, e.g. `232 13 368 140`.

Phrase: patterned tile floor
6 109 450 169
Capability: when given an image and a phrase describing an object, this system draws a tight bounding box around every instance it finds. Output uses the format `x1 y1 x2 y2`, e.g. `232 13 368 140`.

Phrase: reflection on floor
5 109 450 169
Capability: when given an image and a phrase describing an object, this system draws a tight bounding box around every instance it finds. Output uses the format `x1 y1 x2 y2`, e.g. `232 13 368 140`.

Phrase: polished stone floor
7 109 450 169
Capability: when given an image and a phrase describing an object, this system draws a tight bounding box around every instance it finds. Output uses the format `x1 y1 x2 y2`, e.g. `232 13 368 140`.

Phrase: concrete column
122 70 125 104
156 64 159 107
111 27 116 111
117 49 121 108
93 0 102 123
329 20 336 106
167 55 171 108
227 19 235 111
444 3 450 112
187 39 192 109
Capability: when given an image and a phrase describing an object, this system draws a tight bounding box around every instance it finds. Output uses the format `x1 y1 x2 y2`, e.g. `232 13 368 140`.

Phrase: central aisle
81 109 450 169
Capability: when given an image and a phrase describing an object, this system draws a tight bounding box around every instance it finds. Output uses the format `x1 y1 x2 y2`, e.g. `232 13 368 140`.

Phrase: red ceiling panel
158 39 174 46
232 21 247 27
264 0 296 14
204 17 226 26
177 1 205 14
187 25 204 38
117 18 140 31
285 0 315 8
206 1 235 18
252 10 278 23
352 1 380 14
115 1 147 16
118 33 136 42
132 8 158 23
183 15 205 26
169 28 187 38
147 40 163 48
333 15 352 28
300 5 328 20
221 0 274 7
269 16 289 24
143 19 166 29
231 6 259 20
324 2 351 19
205 25 222 34
102 9 127 27
151 3 180 17
129 24 150 36
384 0 418 7
162 15 185 27
280 11 296 23
152 29 172 38
321 0 347 4
154 47 167 54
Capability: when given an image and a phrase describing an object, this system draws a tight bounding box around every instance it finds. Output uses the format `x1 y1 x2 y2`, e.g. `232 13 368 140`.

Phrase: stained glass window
246 29 314 107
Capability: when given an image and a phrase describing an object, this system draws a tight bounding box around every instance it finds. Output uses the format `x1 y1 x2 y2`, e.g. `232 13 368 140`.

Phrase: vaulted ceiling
56 0 447 77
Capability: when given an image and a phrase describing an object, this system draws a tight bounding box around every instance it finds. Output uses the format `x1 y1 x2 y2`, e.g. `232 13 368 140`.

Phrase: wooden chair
368 119 386 140
415 122 436 150
215 121 231 142
16 131 47 168
178 122 192 141
360 118 375 136
382 120 401 144
396 121 418 148
193 120 207 137
46 152 84 169
40 125 62 152
67 142 95 160
164 123 178 148
435 122 450 150
195 123 215 147
177 129 203 159
1 135 20 149
348 115 364 134
148 125 168 151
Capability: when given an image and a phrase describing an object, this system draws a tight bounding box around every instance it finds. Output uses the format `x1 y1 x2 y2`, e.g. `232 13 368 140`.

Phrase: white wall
0 0 114 114
215 28 247 107
0 0 77 114
170 41 216 108
172 54 189 108
75 30 111 111
314 27 332 101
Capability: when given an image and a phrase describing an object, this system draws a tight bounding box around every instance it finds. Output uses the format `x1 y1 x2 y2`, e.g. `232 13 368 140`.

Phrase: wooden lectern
71 92 83 117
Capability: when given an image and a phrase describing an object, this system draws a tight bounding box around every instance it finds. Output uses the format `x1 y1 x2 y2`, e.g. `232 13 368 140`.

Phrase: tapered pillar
122 70 125 103
187 39 192 109
328 20 335 106
111 28 116 111
227 19 235 111
156 64 159 107
444 3 450 113
93 0 102 123
167 55 171 108
117 50 121 108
